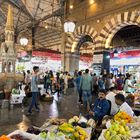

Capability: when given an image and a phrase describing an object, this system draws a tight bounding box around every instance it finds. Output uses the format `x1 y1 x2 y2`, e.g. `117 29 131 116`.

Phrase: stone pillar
65 52 80 73
61 32 66 72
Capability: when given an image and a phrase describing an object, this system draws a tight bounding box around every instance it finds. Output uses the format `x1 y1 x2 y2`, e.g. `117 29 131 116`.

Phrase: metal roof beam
0 8 6 21
43 42 61 47
6 0 33 19
40 38 61 43
36 32 60 40
33 0 41 18
35 8 63 26
20 0 34 19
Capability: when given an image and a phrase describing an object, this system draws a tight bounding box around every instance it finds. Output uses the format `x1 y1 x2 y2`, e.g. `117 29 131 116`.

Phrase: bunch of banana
74 126 88 140
59 123 75 133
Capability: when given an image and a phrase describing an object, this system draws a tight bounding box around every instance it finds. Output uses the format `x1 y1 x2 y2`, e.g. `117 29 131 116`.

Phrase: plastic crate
10 95 24 104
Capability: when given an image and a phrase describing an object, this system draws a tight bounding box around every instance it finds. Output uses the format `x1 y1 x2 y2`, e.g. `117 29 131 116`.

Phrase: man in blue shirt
88 89 110 121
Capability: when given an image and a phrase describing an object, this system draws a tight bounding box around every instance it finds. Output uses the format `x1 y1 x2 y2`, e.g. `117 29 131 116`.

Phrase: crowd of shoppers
22 67 137 121
74 69 137 123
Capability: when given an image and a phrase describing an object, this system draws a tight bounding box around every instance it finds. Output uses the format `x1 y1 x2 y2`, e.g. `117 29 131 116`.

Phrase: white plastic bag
8 130 38 140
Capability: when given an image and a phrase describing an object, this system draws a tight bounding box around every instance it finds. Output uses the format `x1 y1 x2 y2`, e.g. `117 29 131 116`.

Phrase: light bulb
89 0 95 5
70 5 73 9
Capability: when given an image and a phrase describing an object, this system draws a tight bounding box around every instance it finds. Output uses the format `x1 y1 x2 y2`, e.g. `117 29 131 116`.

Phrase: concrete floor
0 88 97 135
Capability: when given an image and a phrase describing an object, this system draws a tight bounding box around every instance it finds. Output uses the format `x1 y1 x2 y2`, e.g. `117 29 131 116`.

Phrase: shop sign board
93 54 103 64
93 64 102 76
32 51 61 60
110 49 140 58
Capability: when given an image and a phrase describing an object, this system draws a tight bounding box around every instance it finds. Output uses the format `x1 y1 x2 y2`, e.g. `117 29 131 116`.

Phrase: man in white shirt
106 87 119 115
115 93 134 117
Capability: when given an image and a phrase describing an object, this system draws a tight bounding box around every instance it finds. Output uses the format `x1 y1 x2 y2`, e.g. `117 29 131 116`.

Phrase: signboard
110 57 140 66
93 54 103 64
110 49 140 58
93 64 102 76
32 51 61 60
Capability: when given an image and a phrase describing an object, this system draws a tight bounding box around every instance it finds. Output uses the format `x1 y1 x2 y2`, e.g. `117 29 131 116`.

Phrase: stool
1 99 9 109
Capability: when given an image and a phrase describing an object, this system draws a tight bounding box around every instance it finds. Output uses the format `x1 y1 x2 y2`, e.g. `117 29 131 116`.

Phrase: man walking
80 69 93 110
27 66 40 115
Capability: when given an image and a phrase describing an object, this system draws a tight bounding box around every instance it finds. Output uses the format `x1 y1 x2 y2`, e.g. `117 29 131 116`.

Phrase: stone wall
62 0 140 72
66 0 140 51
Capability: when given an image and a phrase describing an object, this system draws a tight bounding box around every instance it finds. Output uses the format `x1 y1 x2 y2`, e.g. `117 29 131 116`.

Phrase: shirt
106 92 119 115
80 74 92 91
98 79 105 90
25 73 31 84
109 78 115 88
93 98 110 121
119 102 134 117
76 76 82 90
124 79 132 93
31 74 39 92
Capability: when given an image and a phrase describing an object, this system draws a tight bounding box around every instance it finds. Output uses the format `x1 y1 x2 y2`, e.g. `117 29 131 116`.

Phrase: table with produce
0 116 95 140
98 111 140 140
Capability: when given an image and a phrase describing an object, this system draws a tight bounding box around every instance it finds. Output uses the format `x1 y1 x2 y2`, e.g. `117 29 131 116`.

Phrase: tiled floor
0 88 97 135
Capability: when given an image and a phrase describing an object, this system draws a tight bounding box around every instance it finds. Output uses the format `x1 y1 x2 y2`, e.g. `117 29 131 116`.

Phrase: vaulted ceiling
111 25 140 48
0 0 65 51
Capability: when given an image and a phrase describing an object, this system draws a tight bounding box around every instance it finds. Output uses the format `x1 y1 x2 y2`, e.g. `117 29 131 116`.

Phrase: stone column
61 32 66 72
65 52 80 73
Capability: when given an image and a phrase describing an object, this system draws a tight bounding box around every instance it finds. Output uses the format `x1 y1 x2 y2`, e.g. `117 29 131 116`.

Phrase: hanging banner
80 55 93 63
17 51 27 58
32 51 61 60
110 49 140 59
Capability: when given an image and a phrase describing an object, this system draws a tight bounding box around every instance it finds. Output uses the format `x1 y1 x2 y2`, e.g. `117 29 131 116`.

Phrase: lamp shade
20 37 28 46
64 21 75 33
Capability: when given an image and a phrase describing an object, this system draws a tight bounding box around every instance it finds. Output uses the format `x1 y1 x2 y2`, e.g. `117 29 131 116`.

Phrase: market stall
0 116 95 140
98 111 140 140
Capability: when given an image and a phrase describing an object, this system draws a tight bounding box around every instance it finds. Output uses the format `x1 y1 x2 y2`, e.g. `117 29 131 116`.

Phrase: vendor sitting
87 89 110 122
115 93 134 117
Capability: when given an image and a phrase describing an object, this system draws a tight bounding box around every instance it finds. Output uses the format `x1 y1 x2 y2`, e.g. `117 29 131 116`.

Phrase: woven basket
41 96 54 102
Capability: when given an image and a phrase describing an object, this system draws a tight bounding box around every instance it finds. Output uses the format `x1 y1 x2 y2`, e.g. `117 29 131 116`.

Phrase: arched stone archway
66 25 98 53
63 25 97 72
96 11 140 50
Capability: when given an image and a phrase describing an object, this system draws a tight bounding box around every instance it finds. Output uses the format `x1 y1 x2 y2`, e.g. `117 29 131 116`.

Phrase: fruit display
49 118 67 125
68 116 79 124
59 123 75 133
26 127 41 135
0 135 10 140
39 131 47 139
7 116 92 140
87 119 95 127
10 134 30 140
104 121 131 140
12 88 20 94
59 123 88 140
39 131 65 140
41 118 67 129
114 111 133 123
68 116 95 128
